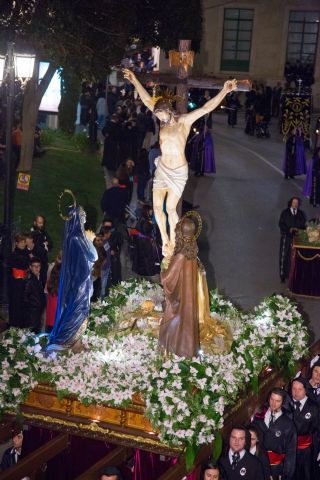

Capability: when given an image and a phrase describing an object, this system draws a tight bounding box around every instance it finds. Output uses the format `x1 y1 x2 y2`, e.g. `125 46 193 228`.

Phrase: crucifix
123 40 250 258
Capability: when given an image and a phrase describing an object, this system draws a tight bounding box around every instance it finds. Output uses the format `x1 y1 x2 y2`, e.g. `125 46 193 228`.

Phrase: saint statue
46 198 97 352
159 213 231 358
123 69 237 257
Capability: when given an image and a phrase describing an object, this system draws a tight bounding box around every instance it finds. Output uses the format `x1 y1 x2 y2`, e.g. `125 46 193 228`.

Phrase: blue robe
47 206 97 350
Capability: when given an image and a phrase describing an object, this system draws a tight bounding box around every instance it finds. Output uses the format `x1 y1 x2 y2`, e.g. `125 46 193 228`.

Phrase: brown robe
159 253 199 357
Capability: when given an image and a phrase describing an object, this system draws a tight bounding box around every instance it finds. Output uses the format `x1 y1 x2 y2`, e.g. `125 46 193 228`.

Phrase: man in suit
290 377 319 480
0 427 24 472
252 387 297 479
278 197 306 283
219 425 264 479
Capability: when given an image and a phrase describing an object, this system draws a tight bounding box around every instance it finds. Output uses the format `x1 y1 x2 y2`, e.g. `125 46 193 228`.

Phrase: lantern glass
0 56 5 83
14 54 35 79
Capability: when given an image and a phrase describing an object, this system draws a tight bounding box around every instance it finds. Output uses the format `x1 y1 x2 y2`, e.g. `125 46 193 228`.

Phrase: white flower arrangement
0 281 309 469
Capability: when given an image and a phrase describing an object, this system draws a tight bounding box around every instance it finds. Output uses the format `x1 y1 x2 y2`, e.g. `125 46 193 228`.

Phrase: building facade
198 0 320 108
159 0 320 110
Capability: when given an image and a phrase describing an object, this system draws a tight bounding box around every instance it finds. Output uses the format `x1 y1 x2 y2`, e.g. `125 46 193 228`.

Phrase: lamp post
0 43 35 311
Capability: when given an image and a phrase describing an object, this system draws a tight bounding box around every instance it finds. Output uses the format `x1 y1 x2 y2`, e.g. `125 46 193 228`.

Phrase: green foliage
0 1 134 77
71 133 98 152
0 286 310 472
39 128 56 146
0 134 105 260
0 1 203 79
212 430 223 461
132 0 203 52
186 443 199 472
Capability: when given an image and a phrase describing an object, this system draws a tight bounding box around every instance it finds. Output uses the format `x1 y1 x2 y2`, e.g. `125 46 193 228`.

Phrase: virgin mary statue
46 203 97 351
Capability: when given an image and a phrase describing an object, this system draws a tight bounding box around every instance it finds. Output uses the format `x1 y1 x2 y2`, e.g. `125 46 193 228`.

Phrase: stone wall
197 0 320 110
158 0 320 111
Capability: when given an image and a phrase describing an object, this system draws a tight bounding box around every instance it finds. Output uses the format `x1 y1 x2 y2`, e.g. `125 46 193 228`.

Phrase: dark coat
219 451 264 480
0 447 23 471
23 273 46 331
279 208 306 237
101 120 121 170
8 248 29 328
252 411 297 479
100 185 128 222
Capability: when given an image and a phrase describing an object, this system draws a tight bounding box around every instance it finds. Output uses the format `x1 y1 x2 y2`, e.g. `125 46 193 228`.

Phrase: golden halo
182 210 202 240
58 189 77 221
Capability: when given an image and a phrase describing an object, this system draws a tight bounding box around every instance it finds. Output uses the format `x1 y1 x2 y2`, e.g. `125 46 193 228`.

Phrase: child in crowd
8 233 29 328
23 258 46 333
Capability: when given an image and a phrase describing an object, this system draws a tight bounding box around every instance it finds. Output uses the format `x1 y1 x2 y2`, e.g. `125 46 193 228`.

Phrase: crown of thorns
152 87 182 107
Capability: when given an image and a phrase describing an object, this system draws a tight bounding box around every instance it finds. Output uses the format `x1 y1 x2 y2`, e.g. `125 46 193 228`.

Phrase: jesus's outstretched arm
182 79 238 125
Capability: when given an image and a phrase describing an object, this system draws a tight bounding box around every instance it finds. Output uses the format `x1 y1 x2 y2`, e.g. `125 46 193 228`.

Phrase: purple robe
282 133 307 176
303 157 313 196
303 149 320 205
190 130 216 174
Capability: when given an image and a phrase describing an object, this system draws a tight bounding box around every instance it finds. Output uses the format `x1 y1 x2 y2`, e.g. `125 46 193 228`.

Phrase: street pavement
184 111 320 343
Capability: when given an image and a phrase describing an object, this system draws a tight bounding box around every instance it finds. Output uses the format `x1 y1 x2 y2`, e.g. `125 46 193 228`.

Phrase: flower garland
0 280 309 469
0 329 41 410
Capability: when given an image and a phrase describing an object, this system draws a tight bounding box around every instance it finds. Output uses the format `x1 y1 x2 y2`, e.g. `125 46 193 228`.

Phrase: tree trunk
18 64 56 172
58 68 80 134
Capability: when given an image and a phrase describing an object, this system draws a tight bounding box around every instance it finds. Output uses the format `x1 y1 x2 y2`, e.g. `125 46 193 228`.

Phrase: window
286 11 319 67
221 8 254 72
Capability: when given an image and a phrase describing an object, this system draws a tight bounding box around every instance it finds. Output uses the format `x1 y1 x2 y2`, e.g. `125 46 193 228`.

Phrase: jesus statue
123 69 237 257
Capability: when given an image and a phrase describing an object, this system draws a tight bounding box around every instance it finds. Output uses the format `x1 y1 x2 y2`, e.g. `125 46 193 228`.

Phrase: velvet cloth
159 253 199 358
47 206 97 350
190 129 216 174
303 151 320 206
46 293 58 327
289 245 320 297
282 133 307 176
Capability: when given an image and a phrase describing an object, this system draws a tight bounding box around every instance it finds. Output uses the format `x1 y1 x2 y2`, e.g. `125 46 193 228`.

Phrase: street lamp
0 43 35 313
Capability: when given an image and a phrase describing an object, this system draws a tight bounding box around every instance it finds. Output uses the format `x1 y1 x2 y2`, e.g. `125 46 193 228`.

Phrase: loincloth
153 157 188 198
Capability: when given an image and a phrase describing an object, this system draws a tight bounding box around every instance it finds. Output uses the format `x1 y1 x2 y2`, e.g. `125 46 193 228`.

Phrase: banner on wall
281 93 311 141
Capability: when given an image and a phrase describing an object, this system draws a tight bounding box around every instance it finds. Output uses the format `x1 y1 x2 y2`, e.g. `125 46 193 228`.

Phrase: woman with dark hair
248 425 271 480
306 359 320 404
200 461 220 480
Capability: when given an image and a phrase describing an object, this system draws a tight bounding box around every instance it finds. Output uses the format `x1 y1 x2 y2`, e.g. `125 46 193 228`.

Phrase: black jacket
0 447 22 471
278 208 306 237
219 451 264 480
100 185 128 221
290 397 319 437
252 411 297 479
31 227 53 252
306 381 320 405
